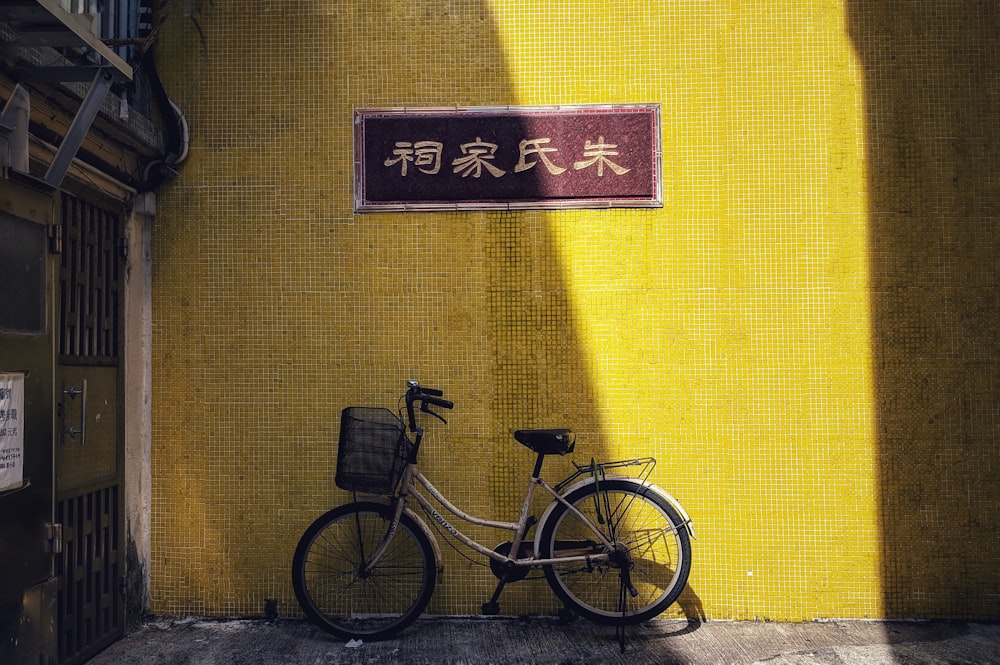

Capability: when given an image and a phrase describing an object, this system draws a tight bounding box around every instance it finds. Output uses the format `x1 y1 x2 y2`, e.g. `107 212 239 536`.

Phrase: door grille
56 483 122 665
59 194 121 363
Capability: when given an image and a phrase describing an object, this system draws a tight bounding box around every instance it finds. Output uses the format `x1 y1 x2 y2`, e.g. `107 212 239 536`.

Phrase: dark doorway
54 192 127 664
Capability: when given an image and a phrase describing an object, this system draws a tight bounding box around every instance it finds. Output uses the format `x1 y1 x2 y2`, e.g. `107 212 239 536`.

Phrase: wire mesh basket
335 407 412 495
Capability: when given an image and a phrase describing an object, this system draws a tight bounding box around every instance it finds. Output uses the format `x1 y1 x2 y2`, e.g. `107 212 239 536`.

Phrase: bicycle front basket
335 407 412 495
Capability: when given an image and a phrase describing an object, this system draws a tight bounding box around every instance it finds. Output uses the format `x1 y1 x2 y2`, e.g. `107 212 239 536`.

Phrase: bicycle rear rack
555 456 656 494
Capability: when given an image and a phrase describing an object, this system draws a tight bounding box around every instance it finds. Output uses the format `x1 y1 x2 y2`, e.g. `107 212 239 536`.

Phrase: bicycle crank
489 541 533 582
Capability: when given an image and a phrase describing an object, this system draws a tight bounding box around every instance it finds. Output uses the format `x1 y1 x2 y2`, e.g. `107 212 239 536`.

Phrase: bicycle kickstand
615 568 640 653
481 580 505 616
616 583 628 653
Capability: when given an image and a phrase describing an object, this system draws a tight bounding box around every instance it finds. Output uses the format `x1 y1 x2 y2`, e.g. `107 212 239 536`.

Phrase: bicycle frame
363 462 616 574
293 382 695 641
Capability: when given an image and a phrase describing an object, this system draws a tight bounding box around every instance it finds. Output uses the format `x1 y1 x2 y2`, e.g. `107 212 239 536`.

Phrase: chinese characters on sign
385 141 444 176
384 136 632 180
354 105 661 211
0 373 24 492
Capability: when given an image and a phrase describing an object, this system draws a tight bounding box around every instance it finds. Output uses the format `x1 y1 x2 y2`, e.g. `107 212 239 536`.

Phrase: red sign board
353 105 662 212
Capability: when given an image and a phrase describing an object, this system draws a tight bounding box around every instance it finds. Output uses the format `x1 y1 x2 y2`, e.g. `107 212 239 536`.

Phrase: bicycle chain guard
489 541 532 582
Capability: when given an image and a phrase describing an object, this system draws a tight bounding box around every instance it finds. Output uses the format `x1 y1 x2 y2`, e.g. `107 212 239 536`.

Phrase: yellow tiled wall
150 0 1000 620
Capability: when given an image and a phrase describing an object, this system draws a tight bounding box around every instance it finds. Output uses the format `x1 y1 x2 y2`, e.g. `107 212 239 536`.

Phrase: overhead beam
44 67 113 187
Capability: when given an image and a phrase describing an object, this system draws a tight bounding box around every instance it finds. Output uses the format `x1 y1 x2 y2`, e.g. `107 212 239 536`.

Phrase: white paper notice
0 373 25 491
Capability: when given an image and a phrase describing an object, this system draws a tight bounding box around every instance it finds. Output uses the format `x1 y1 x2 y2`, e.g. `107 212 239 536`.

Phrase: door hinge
48 224 63 254
46 523 63 554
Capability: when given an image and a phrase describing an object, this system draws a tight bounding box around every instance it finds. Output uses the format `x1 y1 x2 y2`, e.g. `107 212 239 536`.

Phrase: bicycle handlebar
404 380 453 431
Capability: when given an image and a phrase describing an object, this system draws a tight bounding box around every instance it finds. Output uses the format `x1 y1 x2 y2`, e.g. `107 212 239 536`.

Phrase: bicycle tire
292 501 436 640
538 478 691 625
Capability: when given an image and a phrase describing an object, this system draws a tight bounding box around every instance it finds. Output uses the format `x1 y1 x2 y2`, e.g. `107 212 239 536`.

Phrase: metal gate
55 193 125 665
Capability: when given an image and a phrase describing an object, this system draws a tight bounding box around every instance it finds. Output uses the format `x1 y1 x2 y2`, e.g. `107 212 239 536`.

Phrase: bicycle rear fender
534 476 695 557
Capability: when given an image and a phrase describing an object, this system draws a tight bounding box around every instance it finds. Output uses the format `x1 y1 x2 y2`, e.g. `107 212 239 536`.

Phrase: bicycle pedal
481 601 500 616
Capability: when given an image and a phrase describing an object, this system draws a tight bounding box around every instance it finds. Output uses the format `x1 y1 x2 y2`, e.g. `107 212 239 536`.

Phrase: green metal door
0 175 58 665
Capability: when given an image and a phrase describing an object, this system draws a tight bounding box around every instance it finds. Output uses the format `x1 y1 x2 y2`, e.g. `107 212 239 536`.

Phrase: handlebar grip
424 395 453 409
421 387 444 397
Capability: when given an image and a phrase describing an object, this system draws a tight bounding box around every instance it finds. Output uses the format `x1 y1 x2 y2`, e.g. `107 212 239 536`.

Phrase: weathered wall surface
150 1 999 620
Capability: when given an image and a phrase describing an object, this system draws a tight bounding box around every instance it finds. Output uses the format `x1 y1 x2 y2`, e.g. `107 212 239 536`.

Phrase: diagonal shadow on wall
152 0 701 639
847 2 1000 619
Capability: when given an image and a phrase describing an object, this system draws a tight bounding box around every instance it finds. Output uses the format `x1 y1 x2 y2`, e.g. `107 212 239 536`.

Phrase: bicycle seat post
532 452 546 479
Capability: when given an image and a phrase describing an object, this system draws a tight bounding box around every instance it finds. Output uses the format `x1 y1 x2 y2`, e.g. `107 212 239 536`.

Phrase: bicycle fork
358 498 407 576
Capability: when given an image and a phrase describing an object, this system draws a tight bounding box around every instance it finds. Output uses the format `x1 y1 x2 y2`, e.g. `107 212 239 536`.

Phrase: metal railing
60 0 152 65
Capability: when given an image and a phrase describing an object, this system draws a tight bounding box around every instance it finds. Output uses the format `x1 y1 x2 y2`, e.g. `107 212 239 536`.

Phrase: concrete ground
87 616 1000 665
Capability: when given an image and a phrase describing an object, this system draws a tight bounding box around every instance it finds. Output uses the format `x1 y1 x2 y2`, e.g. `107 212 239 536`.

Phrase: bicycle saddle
514 429 575 455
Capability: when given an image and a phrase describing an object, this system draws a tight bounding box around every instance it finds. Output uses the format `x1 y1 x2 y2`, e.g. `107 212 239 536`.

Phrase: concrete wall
124 195 154 629
148 0 1000 620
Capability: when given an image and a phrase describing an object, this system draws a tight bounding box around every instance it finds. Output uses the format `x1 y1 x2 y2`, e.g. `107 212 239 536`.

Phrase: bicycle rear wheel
538 479 691 625
292 501 436 640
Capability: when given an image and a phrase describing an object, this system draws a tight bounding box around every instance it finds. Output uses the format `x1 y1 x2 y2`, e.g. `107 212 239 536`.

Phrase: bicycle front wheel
538 479 691 625
291 501 436 640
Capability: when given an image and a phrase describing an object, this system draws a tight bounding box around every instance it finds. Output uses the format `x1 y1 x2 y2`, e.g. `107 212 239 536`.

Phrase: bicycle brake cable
422 508 490 569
